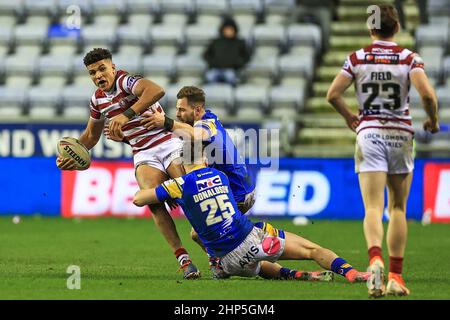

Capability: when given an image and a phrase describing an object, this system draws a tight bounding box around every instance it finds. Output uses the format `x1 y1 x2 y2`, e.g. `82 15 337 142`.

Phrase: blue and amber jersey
193 110 255 203
155 166 254 257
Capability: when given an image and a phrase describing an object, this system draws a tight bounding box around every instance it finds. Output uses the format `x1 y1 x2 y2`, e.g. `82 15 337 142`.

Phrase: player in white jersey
327 5 439 298
56 48 200 279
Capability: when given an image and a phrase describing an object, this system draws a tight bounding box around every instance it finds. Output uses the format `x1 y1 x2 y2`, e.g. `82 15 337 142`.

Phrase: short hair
369 4 399 38
177 86 206 108
83 48 112 66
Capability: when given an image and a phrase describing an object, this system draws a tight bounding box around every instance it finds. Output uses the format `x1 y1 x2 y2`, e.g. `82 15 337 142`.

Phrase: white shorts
221 224 286 277
355 128 414 174
133 137 183 172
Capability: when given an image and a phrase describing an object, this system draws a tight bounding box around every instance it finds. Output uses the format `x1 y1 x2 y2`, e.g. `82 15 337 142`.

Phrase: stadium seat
126 0 159 14
229 0 263 15
49 43 79 55
428 0 450 16
0 16 17 29
0 86 28 116
195 0 229 15
27 85 62 118
80 25 117 47
162 83 185 111
39 75 68 88
116 44 145 56
176 76 203 86
111 54 142 74
4 54 38 77
195 14 223 30
73 74 95 87
175 53 207 78
202 83 235 110
185 24 218 46
269 84 306 115
233 13 257 30
287 24 322 52
415 24 449 48
143 75 170 89
162 13 189 26
23 0 57 16
436 87 450 108
37 54 73 78
0 0 22 15
62 105 90 119
15 45 43 57
14 24 48 46
61 84 94 108
142 53 176 78
152 45 179 56
443 56 450 80
279 53 314 81
160 0 194 14
234 84 269 113
150 24 185 48
244 55 278 84
91 0 126 16
418 46 444 80
91 14 121 27
5 75 33 88
252 24 286 48
127 13 153 29
263 0 295 15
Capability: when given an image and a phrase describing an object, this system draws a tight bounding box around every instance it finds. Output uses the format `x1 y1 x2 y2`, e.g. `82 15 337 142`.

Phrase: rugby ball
57 137 91 170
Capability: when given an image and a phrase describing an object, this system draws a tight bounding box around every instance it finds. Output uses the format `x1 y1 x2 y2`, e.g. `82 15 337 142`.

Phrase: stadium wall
1 123 449 222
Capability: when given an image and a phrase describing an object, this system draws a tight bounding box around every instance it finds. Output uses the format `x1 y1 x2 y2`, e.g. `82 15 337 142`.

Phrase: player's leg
359 171 387 264
279 231 368 283
258 261 334 282
385 172 412 296
135 163 199 279
358 171 387 297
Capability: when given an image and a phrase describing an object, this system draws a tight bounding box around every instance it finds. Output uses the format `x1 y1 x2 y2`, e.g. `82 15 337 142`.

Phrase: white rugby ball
57 137 91 170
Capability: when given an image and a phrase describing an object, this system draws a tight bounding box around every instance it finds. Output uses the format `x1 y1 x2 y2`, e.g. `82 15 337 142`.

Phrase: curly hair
83 48 112 66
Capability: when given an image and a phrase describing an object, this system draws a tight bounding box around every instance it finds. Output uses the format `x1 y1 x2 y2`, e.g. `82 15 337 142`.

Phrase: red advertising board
61 161 184 218
424 163 450 223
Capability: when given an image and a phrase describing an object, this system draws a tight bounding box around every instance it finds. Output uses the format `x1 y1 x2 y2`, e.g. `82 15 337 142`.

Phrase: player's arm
57 118 104 170
109 78 165 139
140 113 212 141
133 178 183 207
133 188 160 207
326 72 360 132
410 70 439 133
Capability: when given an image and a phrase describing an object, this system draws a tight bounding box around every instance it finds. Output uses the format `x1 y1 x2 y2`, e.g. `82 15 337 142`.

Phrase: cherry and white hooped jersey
341 40 425 134
89 70 171 154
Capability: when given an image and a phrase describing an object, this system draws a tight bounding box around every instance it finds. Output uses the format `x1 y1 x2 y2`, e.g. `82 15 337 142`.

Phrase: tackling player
327 5 439 297
139 86 256 272
56 48 200 279
132 149 370 283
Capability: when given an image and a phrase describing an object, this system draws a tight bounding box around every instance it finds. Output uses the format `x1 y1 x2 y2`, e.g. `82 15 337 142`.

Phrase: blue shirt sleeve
155 184 171 202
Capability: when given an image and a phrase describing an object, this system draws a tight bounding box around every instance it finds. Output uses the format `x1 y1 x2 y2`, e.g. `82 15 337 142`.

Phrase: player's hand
140 111 165 130
133 190 148 207
423 118 440 134
345 114 360 132
104 126 124 141
108 114 128 140
56 157 77 170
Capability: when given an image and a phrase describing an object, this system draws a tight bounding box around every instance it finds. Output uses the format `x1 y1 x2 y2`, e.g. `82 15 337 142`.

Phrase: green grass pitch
1 216 449 300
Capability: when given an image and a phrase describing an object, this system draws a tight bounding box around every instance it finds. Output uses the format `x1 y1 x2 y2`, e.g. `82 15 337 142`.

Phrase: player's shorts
134 137 183 172
221 222 286 277
355 128 414 174
237 189 256 214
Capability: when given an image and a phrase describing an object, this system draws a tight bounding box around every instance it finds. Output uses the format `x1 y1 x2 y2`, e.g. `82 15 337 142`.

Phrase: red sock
368 246 382 264
175 247 189 265
389 256 403 274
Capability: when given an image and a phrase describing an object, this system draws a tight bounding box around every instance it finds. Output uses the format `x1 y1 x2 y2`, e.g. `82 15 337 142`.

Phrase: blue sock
279 267 297 279
331 257 354 277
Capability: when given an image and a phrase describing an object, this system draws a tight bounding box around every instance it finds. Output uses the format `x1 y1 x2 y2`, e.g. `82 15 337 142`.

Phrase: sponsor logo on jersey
239 245 260 268
365 54 399 64
196 175 222 192
126 75 142 90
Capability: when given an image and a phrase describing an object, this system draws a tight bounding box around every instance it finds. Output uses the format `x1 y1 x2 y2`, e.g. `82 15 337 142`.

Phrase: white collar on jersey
373 40 398 46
